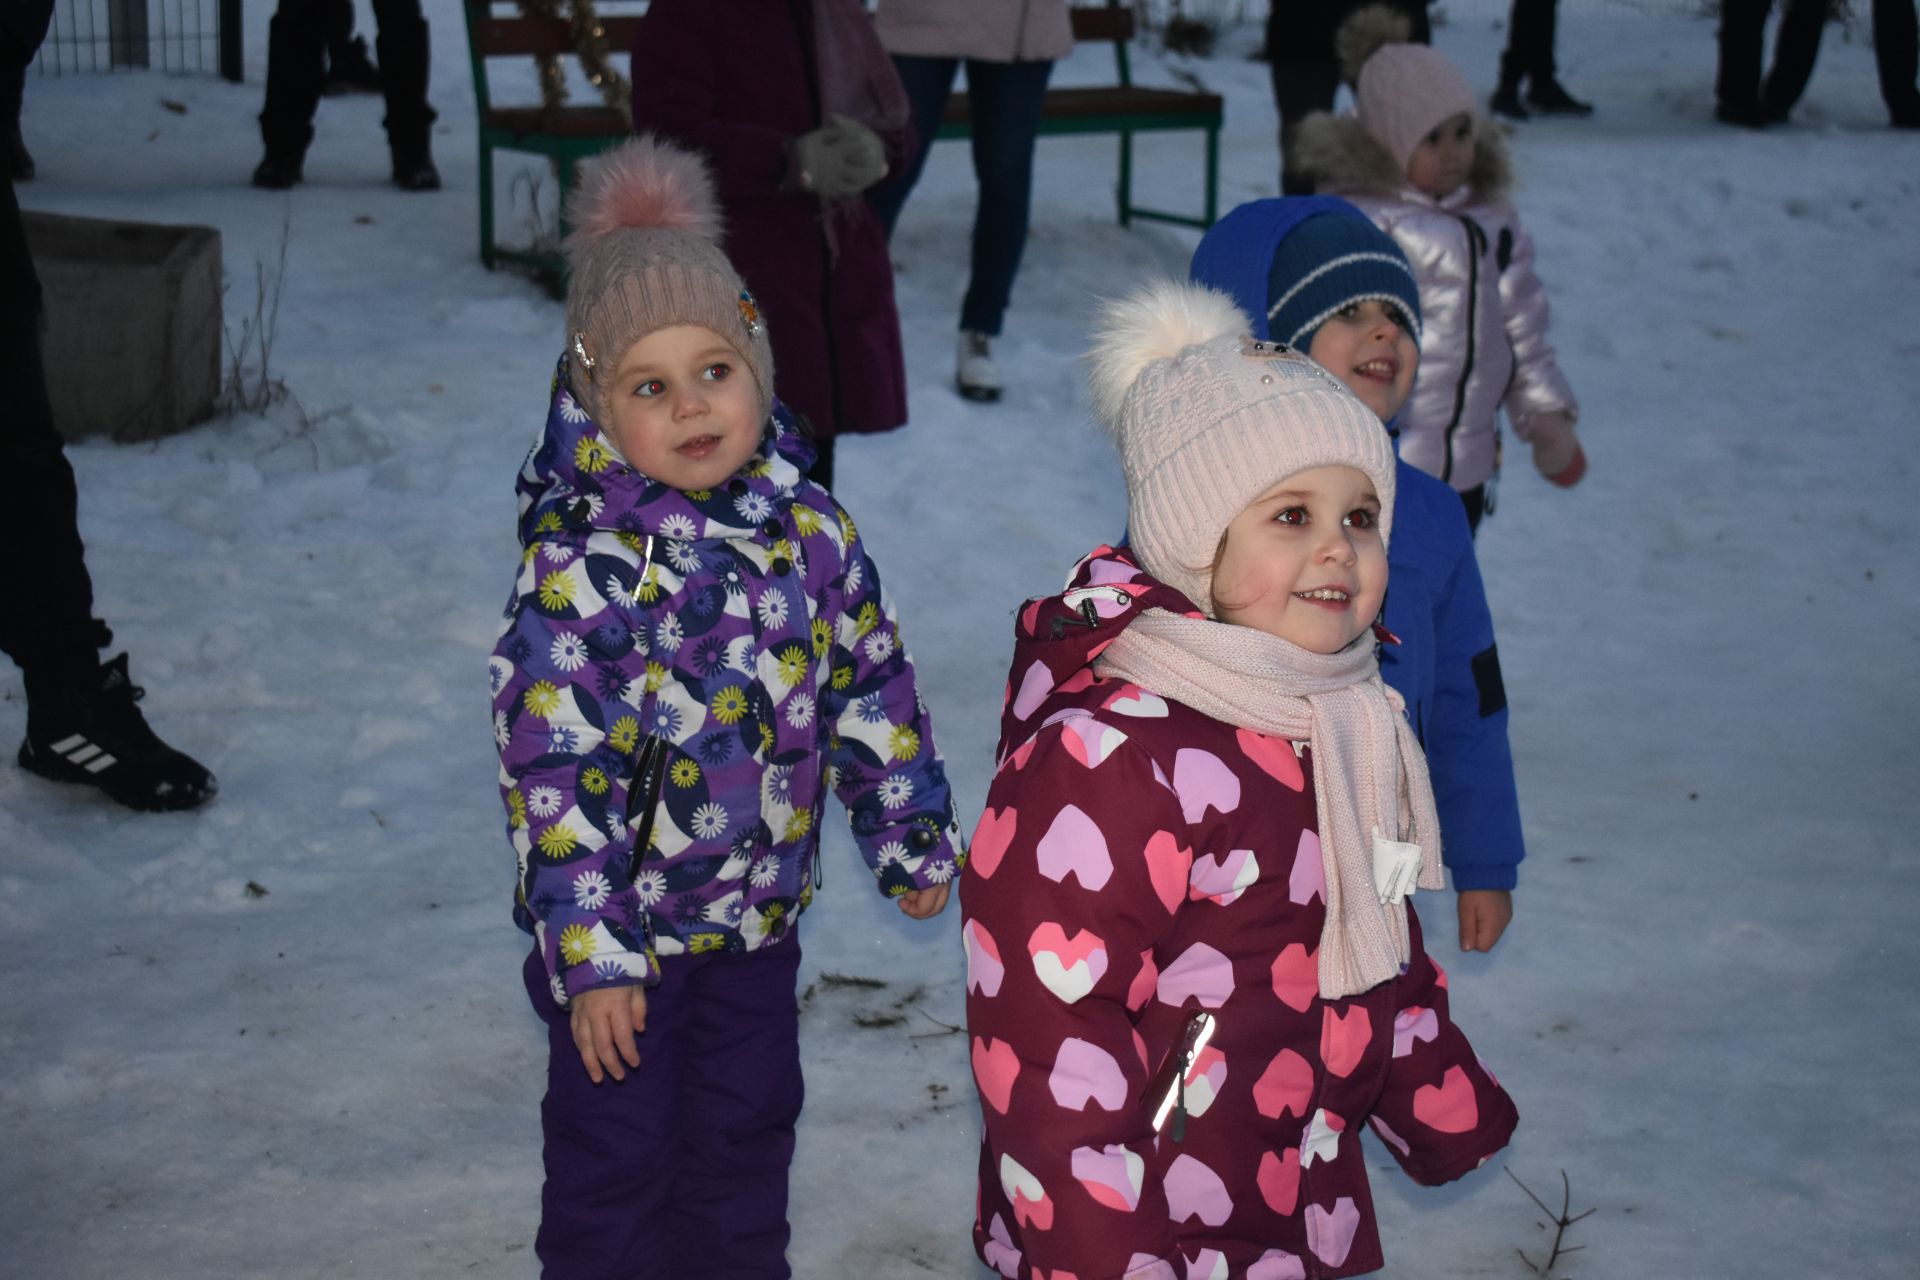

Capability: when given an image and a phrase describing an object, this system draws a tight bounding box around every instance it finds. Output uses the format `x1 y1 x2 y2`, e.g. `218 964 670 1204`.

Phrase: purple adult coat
630 0 911 441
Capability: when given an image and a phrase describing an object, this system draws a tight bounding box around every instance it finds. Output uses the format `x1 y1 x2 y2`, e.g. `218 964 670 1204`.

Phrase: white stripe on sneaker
65 744 103 764
84 753 118 774
49 734 88 753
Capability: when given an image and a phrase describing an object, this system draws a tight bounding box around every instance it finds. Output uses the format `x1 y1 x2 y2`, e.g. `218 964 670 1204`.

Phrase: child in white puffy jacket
1292 8 1586 532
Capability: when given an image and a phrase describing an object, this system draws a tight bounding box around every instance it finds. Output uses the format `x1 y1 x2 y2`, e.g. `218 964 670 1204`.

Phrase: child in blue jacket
1191 196 1524 950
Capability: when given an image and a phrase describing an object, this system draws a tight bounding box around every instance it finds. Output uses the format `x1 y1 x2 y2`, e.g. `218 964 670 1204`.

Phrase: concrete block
24 211 222 443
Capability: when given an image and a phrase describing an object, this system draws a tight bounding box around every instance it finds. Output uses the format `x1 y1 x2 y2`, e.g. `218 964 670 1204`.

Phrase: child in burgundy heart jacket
962 280 1516 1279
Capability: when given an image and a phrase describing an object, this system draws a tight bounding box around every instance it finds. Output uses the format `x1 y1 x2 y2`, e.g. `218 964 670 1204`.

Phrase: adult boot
377 15 440 191
254 10 324 187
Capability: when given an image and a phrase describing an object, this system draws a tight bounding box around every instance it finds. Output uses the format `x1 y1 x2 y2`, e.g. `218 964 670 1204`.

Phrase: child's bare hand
1456 889 1513 952
570 985 649 1084
897 883 951 920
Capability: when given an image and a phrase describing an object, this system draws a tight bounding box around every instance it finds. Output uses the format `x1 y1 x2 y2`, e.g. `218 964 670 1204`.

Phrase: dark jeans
0 173 108 695
866 55 1053 337
523 937 805 1280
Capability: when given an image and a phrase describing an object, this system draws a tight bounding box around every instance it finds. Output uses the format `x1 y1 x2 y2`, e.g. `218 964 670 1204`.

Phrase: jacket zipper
624 735 671 950
1440 214 1486 486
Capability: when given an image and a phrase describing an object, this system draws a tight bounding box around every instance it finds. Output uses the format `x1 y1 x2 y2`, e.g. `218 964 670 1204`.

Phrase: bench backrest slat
1069 6 1134 43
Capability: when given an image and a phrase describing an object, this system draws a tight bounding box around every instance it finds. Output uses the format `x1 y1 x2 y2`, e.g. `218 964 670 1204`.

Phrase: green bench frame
463 0 1222 274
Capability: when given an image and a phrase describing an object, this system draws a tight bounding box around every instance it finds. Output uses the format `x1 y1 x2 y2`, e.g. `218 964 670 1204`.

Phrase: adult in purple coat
630 0 913 489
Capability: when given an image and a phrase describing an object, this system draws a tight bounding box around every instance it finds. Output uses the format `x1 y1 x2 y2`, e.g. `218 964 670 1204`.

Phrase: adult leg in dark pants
526 938 805 1279
955 58 1050 341
1717 0 1826 124
0 175 216 811
1758 0 1830 119
1875 0 1920 124
867 55 959 239
254 0 437 190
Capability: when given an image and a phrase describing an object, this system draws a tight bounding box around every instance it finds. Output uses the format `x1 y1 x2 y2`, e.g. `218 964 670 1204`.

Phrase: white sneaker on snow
956 330 1004 403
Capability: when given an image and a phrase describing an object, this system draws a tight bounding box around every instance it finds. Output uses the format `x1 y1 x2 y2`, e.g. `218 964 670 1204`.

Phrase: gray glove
791 113 889 199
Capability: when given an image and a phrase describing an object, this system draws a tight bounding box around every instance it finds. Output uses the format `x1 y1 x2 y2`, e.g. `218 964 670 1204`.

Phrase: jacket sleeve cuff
1447 862 1519 892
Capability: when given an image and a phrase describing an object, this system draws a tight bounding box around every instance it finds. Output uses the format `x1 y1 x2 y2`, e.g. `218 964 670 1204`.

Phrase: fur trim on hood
1289 110 1515 204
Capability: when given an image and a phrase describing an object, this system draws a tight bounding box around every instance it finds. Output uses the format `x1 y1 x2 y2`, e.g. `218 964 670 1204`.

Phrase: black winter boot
256 11 324 187
377 16 440 191
20 654 217 812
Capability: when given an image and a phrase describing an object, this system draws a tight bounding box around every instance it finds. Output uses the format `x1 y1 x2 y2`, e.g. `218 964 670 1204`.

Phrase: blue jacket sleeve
1424 508 1526 892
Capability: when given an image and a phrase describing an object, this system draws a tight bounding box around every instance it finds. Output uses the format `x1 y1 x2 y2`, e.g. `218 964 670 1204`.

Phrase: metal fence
35 0 243 81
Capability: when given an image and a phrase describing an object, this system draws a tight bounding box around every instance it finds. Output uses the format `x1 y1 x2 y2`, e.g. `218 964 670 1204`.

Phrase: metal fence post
220 0 243 81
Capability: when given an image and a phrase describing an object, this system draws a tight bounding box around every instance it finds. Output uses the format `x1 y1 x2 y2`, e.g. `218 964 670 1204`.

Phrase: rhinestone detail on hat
738 291 763 336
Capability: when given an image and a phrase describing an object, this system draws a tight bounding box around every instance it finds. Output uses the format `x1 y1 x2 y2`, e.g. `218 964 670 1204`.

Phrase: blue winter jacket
1191 197 1524 891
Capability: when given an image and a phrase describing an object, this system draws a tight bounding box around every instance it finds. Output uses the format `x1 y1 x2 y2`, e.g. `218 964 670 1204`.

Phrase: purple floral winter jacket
491 357 963 1005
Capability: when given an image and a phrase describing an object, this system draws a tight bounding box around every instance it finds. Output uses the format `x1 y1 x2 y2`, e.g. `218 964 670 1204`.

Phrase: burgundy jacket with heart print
962 545 1517 1280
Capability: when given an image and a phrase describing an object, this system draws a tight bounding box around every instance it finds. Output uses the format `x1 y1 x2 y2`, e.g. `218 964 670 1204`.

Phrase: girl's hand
570 985 649 1084
1456 889 1513 952
897 883 951 920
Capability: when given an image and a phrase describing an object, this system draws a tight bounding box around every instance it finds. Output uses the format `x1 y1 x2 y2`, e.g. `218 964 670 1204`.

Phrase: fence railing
35 0 243 81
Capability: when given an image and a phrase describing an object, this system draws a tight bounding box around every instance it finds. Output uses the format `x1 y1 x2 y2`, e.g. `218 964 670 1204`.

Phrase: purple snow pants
522 935 804 1280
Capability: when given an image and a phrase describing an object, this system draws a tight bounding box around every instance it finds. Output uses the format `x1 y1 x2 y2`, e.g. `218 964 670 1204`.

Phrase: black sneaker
19 654 217 812
1526 77 1593 117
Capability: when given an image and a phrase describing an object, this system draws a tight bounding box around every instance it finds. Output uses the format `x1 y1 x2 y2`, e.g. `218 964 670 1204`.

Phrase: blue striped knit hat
1265 212 1422 352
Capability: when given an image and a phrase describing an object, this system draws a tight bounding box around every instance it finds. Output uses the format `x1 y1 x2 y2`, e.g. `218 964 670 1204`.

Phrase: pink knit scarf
1096 609 1444 999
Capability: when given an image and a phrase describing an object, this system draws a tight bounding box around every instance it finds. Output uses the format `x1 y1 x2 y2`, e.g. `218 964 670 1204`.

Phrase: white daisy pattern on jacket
658 513 698 541
692 802 729 839
756 591 789 630
573 869 612 910
527 786 563 819
878 775 913 810
550 632 590 672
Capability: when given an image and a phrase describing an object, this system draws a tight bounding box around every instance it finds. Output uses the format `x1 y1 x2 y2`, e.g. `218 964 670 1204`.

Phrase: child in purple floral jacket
489 135 963 1280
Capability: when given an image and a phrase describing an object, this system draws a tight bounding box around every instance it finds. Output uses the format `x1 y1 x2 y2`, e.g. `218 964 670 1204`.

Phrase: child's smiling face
1406 111 1476 198
602 324 763 490
1307 300 1419 423
1211 466 1387 654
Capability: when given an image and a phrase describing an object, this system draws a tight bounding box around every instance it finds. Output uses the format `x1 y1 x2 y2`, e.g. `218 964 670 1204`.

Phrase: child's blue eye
635 379 665 398
1275 507 1307 526
704 363 731 382
1345 509 1377 530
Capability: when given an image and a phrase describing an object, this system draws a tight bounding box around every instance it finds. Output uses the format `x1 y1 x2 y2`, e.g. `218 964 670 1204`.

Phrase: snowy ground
4 3 1919 1277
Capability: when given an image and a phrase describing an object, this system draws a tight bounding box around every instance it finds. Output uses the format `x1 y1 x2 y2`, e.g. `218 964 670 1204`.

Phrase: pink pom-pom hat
562 134 774 429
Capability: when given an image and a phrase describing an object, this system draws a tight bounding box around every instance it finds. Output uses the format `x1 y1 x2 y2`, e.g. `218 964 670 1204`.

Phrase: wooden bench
461 0 647 274
462 0 1222 274
935 3 1222 231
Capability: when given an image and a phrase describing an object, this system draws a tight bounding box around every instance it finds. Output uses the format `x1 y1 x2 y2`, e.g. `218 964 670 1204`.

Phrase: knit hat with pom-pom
563 134 774 428
1087 281 1397 613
